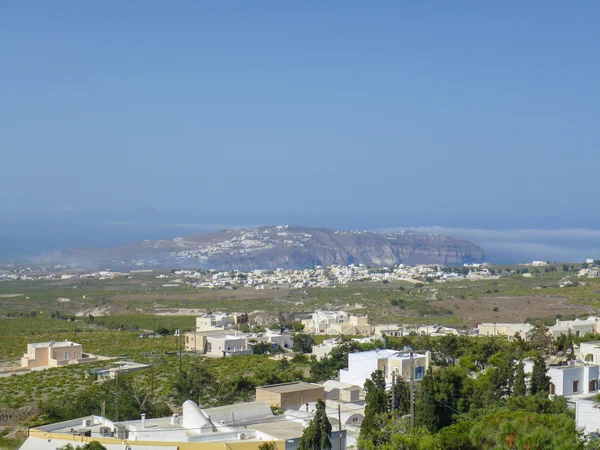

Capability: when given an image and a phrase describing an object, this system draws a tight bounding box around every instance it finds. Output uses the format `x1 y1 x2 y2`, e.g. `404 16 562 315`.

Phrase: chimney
141 413 146 429
170 414 180 426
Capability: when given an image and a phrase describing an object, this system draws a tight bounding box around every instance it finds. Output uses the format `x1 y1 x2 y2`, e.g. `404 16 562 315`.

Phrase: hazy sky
1 2 599 225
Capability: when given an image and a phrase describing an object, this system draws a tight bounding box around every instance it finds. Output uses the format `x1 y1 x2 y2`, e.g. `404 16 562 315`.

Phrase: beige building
256 382 325 409
373 324 404 337
477 323 533 340
328 314 371 335
302 311 371 335
22 340 84 369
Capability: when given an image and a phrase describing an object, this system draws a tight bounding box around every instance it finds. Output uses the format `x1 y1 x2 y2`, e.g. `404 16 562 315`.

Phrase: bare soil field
433 295 597 325
112 288 290 302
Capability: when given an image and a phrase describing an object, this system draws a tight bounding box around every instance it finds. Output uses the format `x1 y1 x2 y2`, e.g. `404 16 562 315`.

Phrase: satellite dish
566 348 573 355
557 351 563 357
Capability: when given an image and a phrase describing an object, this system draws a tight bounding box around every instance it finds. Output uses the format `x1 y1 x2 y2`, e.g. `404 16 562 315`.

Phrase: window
550 383 556 395
64 352 68 360
573 380 579 393
415 366 425 380
589 379 598 392
74 351 78 357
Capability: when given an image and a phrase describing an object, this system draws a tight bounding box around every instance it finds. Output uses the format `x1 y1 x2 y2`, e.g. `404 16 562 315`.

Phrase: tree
390 373 411 415
172 363 215 406
415 367 437 433
513 360 526 397
530 354 550 395
258 442 278 450
80 443 107 450
564 329 575 360
155 327 170 336
293 333 314 353
298 398 332 450
360 370 389 443
60 442 107 450
529 323 552 355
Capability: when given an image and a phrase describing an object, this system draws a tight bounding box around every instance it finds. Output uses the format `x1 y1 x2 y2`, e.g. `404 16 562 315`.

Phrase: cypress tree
415 367 437 432
565 329 575 360
389 373 411 415
359 370 388 443
513 360 526 397
298 399 332 450
530 354 550 395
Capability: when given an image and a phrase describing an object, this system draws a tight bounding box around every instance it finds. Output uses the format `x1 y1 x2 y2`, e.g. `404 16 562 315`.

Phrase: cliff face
57 225 485 269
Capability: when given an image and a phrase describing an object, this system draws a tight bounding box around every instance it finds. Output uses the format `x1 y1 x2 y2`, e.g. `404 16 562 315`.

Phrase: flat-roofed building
580 340 600 363
21 340 85 369
339 349 430 388
477 323 533 340
549 317 600 339
256 382 325 409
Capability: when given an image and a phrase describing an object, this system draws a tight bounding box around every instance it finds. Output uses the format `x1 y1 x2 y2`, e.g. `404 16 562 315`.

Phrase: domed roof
182 400 215 433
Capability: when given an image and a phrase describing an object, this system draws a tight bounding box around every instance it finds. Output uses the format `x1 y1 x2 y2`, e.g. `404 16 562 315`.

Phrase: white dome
182 400 215 433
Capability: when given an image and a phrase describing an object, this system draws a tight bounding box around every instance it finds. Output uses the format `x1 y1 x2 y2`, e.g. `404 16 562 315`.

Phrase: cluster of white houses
20 310 600 448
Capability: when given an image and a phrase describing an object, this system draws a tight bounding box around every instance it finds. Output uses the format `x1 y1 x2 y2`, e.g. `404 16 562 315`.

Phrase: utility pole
391 373 397 411
179 323 182 373
338 404 342 450
151 365 155 401
114 371 119 422
410 351 415 430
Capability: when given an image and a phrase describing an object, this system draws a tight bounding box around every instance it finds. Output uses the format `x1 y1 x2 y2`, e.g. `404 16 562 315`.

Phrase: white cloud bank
382 226 600 264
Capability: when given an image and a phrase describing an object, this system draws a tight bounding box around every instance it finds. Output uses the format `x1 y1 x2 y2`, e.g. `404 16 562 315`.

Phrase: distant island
43 225 485 270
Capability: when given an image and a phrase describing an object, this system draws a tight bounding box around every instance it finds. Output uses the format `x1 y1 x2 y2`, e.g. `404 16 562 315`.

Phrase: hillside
54 225 485 270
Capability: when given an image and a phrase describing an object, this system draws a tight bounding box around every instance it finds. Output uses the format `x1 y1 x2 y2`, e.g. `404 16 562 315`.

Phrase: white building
573 396 600 435
524 360 600 397
339 349 430 388
549 317 600 339
580 340 600 363
24 399 348 449
205 334 253 357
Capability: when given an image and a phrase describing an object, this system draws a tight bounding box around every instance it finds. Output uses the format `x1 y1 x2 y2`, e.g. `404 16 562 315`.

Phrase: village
13 306 600 450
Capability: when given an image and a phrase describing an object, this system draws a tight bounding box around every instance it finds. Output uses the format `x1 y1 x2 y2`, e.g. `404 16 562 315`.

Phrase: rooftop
29 340 80 349
252 419 307 441
349 349 426 360
256 381 323 394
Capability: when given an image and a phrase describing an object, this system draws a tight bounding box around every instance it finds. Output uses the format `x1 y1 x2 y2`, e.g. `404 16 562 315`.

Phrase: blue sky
1 2 599 228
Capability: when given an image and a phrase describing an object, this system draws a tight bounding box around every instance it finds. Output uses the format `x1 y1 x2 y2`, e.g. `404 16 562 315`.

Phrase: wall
256 386 325 409
54 345 82 360
22 346 50 369
29 430 285 450
339 355 378 387
576 400 600 434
